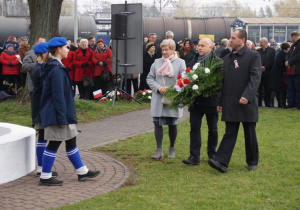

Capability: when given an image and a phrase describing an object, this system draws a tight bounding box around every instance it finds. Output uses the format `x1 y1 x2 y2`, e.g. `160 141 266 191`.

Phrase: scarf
96 46 108 53
197 50 212 67
157 52 178 77
147 51 155 57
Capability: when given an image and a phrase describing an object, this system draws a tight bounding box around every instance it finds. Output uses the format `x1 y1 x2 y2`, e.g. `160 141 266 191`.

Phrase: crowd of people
141 30 300 110
0 36 113 101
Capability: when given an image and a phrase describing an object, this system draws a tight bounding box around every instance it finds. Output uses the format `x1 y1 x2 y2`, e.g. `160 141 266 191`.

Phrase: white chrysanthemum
204 68 210 74
148 96 151 99
192 84 199 90
110 99 112 101
193 63 200 70
147 90 152 94
192 74 198 80
142 92 146 95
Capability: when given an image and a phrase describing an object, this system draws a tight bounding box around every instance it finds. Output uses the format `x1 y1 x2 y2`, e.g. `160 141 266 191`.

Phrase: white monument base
0 122 36 185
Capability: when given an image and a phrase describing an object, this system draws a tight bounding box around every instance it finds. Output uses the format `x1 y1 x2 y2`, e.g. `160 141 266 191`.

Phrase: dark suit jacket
257 46 275 77
219 45 262 122
288 38 300 75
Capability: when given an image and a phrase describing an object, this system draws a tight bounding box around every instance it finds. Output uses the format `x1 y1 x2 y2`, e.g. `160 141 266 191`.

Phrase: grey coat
219 45 262 122
22 47 36 92
147 58 186 118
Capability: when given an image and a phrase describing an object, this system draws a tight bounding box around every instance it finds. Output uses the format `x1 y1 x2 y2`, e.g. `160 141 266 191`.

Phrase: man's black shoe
182 156 200 165
39 177 63 186
208 159 227 173
284 105 294 109
297 106 300 110
36 171 58 177
247 165 258 171
78 170 100 182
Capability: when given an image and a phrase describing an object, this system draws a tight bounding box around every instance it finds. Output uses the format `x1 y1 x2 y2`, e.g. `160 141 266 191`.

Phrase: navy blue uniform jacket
40 58 77 128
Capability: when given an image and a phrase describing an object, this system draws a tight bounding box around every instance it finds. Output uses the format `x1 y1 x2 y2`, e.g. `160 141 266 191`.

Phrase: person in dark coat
179 38 196 67
214 38 228 56
140 42 157 90
208 29 262 173
30 42 59 177
39 37 99 186
285 31 300 109
268 43 290 108
143 33 162 58
257 37 275 107
182 38 222 166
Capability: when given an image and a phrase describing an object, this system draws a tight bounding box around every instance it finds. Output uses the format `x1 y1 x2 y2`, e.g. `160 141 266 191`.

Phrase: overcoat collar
234 44 247 56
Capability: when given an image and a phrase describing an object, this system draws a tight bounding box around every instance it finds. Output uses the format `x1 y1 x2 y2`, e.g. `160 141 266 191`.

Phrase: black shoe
297 107 300 110
182 156 200 165
247 165 258 171
36 171 58 177
39 177 63 186
78 170 100 182
284 105 294 109
208 159 227 173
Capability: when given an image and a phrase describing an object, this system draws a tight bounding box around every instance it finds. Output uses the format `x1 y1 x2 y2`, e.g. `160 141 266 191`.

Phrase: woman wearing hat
0 43 20 94
73 39 94 100
92 39 112 94
140 42 157 90
39 37 100 186
30 42 58 177
18 36 30 87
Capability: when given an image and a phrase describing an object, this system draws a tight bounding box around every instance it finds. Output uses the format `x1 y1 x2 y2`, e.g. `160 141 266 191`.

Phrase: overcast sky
78 0 277 14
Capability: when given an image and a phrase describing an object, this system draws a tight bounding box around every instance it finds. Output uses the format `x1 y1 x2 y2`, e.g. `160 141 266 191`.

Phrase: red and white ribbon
234 60 239 69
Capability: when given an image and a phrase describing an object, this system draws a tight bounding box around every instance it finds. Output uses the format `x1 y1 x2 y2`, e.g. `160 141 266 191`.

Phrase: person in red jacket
62 41 75 96
73 39 94 100
92 39 112 94
0 43 21 94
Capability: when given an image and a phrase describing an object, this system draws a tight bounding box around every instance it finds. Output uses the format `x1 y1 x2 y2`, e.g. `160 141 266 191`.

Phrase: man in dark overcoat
208 29 262 173
182 38 222 165
257 37 275 107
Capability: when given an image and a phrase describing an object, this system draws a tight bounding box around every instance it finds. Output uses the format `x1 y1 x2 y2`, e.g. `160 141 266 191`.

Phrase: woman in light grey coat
147 39 186 159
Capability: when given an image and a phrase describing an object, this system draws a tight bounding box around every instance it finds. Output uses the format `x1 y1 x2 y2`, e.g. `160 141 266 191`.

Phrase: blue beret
48 37 67 49
34 42 49 54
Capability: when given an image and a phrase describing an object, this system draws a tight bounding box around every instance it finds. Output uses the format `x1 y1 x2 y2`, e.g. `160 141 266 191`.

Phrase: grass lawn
0 99 150 127
57 108 300 209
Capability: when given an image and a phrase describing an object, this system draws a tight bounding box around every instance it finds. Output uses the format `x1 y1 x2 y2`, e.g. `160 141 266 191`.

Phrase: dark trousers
126 79 138 96
94 76 109 95
139 73 150 90
258 76 272 106
215 122 258 167
189 109 218 160
286 75 300 107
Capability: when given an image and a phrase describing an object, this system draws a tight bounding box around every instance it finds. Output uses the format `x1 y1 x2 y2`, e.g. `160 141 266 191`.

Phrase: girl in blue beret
30 42 59 178
39 37 100 186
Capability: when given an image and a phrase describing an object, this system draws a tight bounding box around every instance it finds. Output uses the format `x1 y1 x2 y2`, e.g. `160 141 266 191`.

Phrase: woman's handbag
161 76 171 105
100 67 112 82
83 67 94 87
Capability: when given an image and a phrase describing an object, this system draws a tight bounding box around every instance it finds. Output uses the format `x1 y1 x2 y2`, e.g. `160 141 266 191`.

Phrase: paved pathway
0 108 189 210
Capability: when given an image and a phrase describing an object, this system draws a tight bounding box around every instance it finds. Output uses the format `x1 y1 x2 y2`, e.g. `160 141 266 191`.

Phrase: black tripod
101 39 142 107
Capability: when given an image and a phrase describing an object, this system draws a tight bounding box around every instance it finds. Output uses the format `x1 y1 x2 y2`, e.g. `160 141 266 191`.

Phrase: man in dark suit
214 38 228 56
208 29 262 173
182 38 222 165
257 37 275 107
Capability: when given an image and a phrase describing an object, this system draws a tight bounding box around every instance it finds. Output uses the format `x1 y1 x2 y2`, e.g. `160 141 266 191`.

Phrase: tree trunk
27 0 63 46
21 0 63 103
